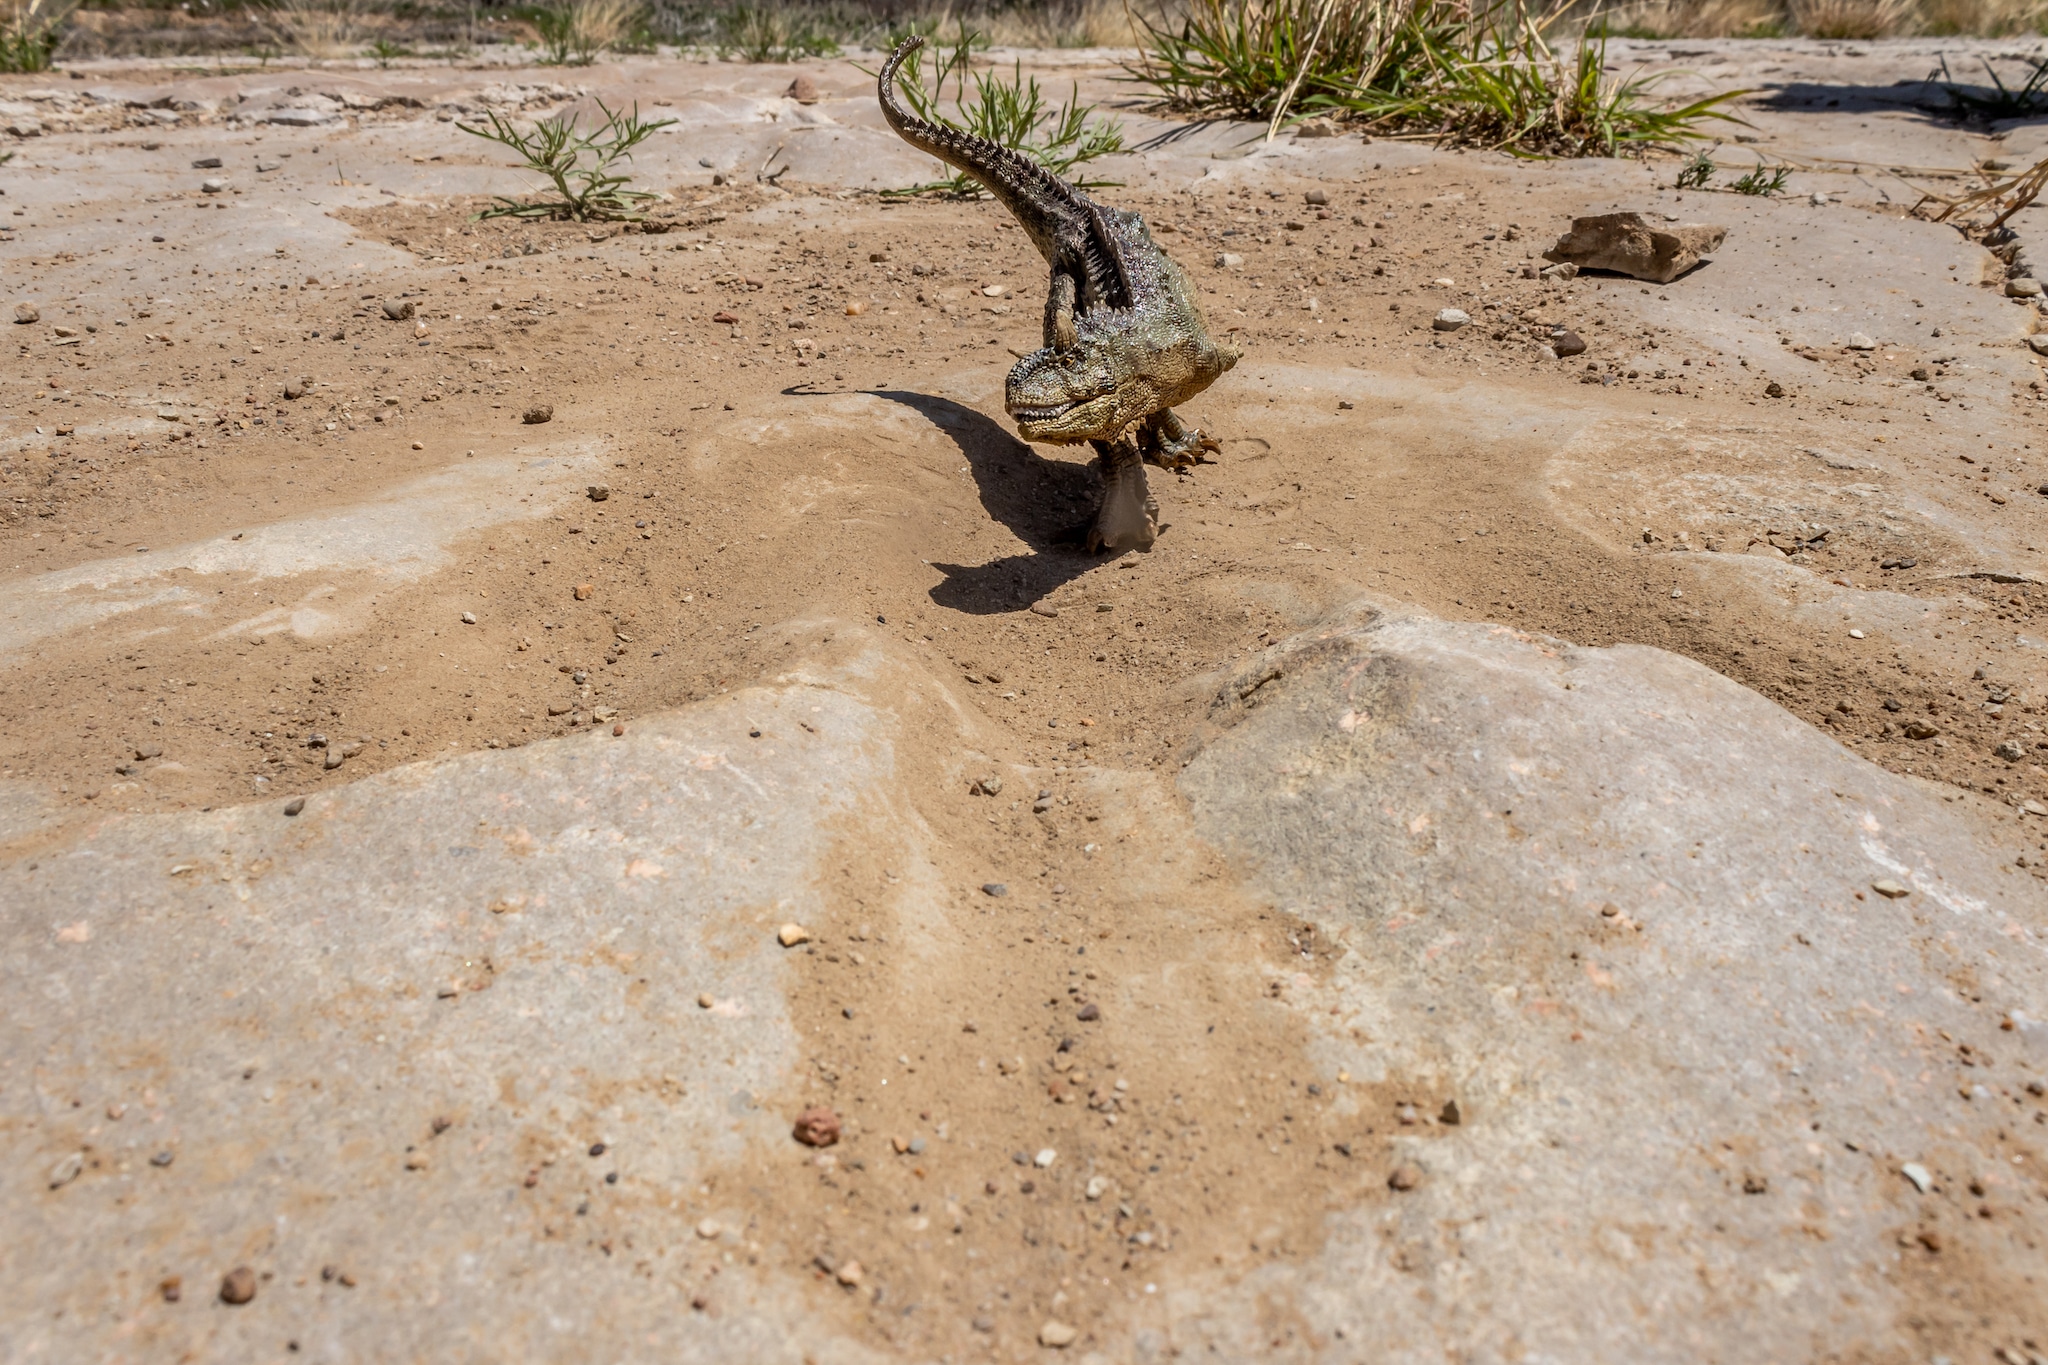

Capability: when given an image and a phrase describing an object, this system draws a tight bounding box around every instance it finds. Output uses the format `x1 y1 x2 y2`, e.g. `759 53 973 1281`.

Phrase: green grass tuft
1130 0 1747 157
1730 162 1790 194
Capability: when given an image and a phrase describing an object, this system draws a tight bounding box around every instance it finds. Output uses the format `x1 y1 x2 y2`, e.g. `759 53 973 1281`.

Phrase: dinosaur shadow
868 390 1112 617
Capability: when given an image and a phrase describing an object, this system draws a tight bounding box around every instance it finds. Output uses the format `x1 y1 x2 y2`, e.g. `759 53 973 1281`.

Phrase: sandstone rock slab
1176 601 2046 1361
0 675 908 1363
1543 211 1727 283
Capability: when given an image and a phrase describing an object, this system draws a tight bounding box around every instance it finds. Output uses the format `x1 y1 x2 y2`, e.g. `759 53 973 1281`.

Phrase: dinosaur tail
876 36 1079 244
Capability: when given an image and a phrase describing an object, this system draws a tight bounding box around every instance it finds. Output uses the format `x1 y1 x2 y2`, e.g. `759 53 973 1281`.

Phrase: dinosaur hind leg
1139 408 1221 471
1087 436 1158 553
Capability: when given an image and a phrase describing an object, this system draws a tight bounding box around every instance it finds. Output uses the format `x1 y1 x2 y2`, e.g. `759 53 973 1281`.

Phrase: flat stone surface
1178 601 2047 1359
5 605 2043 1361
0 669 899 1363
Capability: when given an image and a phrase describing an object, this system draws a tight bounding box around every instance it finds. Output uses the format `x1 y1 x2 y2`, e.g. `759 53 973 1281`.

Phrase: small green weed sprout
1730 163 1790 195
1675 147 1716 189
460 99 675 221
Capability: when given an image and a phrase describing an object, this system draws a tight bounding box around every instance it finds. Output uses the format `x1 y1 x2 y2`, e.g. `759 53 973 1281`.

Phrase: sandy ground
3 36 2048 1360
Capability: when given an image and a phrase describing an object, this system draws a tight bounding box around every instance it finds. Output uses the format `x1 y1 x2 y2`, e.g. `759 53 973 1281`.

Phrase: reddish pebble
612 722 625 736
1387 1164 1423 1191
219 1266 257 1305
792 1105 841 1148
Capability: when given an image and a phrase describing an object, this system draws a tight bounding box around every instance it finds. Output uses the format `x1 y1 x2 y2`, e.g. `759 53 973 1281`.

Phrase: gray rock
9 609 2040 1359
1847 331 1876 350
2028 334 2048 356
13 303 39 325
1432 308 1471 331
1 671 900 1360
1215 252 1244 269
2006 277 2043 298
1543 212 1727 284
200 177 227 194
381 298 416 321
264 107 341 127
1178 599 2041 1358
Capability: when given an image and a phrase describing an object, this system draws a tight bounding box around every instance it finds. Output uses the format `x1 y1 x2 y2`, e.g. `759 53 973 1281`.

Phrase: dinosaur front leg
1138 407 1221 471
1044 271 1079 352
1086 435 1158 553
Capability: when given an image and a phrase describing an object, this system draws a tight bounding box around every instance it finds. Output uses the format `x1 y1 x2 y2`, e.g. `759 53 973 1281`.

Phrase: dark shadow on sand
867 390 1113 617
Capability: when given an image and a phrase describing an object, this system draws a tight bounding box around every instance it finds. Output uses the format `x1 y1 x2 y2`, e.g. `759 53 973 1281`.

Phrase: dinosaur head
1005 321 1240 445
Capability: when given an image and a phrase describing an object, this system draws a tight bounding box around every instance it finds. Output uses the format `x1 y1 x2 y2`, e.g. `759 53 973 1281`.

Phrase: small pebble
981 882 1009 898
1871 879 1910 899
150 1149 174 1167
47 1151 83 1189
696 1217 722 1239
778 923 810 947
1387 1163 1423 1191
1076 1002 1101 1021
1432 308 1471 332
219 1266 257 1305
1039 1320 1078 1348
589 1142 606 1157
1902 1162 1934 1193
697 992 716 1009
283 797 305 817
834 1259 864 1286
793 1105 841 1148
522 403 553 424
1034 1148 1057 1168
159 1276 182 1302
461 611 476 625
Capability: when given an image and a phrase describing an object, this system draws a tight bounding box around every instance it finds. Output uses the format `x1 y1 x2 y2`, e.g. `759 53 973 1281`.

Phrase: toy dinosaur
878 36 1241 551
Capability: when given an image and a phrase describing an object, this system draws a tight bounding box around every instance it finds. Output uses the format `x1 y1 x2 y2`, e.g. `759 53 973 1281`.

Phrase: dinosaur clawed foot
1138 410 1221 472
1146 426 1220 472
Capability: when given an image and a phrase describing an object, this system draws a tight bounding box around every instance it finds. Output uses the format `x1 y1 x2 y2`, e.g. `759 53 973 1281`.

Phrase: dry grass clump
1786 0 1916 36
1918 0 2048 33
982 0 1147 47
1 0 76 70
1596 0 1785 37
264 0 381 58
535 0 645 63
